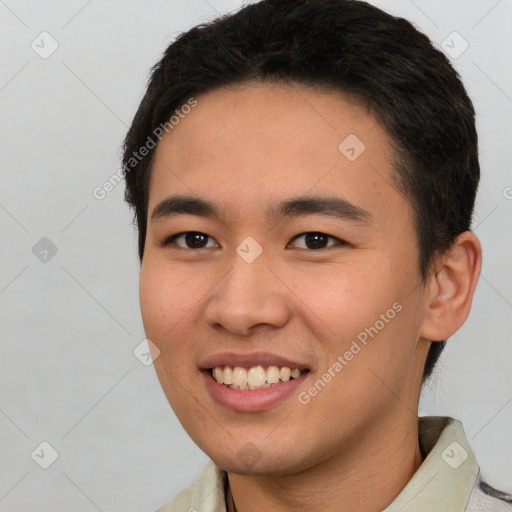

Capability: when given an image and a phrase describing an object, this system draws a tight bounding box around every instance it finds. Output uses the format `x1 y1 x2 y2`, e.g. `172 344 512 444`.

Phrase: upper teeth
212 365 303 388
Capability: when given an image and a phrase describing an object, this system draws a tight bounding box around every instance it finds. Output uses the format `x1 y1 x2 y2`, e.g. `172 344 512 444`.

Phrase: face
139 81 431 475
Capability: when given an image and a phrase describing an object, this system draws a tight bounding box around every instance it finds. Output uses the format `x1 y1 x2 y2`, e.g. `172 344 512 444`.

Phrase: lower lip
202 370 310 412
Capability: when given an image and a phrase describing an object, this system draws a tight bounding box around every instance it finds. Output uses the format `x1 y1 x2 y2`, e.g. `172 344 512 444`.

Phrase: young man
122 1 511 510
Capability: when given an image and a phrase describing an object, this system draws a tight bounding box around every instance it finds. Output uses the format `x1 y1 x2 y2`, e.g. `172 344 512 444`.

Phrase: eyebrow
150 194 372 224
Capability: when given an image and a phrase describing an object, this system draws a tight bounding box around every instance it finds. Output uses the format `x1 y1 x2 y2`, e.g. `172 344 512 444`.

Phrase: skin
139 81 482 512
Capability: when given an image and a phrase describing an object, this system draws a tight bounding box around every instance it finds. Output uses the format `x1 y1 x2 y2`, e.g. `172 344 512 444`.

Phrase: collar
382 416 479 511
159 416 480 512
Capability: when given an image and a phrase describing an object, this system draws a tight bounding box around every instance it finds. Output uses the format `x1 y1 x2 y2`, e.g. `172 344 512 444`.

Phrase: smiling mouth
209 365 309 390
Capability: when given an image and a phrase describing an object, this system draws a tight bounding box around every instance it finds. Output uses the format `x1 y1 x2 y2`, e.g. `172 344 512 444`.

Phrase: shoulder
155 484 195 512
466 476 512 511
154 460 227 512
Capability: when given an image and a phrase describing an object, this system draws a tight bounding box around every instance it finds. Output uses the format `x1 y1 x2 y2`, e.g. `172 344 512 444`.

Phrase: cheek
139 265 172 340
304 257 418 373
139 261 201 408
139 258 201 338
139 261 188 386
303 259 399 329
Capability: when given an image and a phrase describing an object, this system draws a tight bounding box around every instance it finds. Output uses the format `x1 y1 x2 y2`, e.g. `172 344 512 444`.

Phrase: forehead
148 81 411 232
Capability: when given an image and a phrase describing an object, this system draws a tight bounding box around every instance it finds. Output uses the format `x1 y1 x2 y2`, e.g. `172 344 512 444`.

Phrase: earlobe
419 231 482 342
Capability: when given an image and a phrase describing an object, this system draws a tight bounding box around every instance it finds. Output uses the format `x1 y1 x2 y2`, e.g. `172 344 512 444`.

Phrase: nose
203 252 293 337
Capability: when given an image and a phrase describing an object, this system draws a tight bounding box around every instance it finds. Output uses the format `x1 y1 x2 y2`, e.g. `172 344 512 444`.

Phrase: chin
213 457 286 476
206 445 312 477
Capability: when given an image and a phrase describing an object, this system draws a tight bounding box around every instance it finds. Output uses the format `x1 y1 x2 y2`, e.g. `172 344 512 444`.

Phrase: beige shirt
155 416 509 511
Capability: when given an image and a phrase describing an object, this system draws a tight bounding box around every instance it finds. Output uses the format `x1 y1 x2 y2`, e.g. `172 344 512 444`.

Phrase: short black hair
122 0 479 384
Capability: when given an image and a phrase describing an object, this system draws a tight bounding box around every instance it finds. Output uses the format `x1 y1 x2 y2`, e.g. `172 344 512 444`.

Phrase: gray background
0 0 511 510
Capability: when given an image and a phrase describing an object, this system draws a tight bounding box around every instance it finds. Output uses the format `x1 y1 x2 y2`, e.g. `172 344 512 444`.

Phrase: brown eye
288 232 345 250
162 232 219 249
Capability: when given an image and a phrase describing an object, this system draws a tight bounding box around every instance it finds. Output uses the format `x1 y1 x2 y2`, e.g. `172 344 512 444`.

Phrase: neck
226 412 424 512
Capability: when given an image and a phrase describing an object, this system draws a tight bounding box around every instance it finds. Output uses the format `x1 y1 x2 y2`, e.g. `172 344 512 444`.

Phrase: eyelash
160 231 347 251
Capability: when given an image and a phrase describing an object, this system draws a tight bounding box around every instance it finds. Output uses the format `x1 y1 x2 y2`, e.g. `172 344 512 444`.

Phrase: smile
211 365 308 390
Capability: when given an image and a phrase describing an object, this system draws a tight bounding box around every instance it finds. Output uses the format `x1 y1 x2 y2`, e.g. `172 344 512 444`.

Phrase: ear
419 231 482 341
